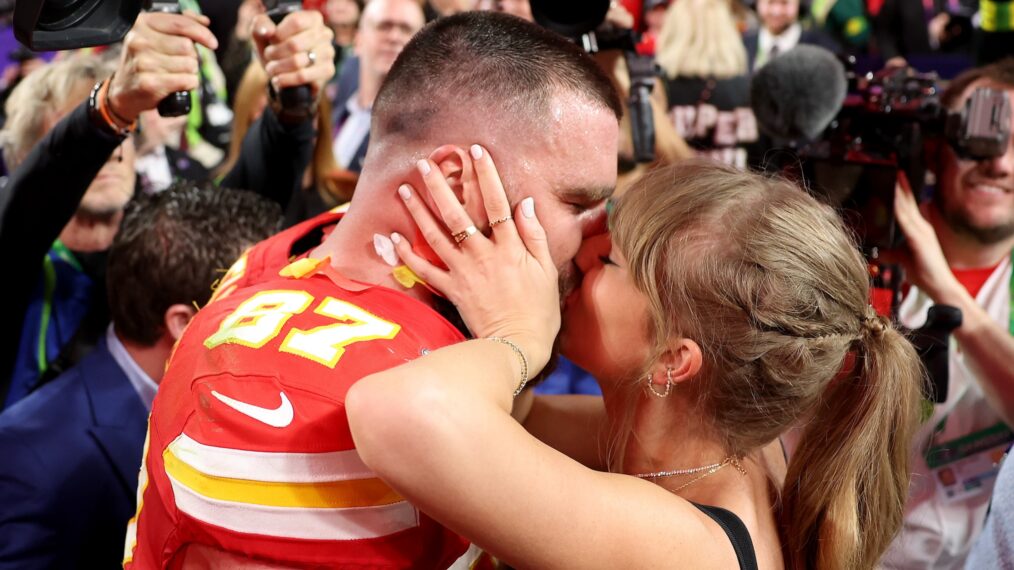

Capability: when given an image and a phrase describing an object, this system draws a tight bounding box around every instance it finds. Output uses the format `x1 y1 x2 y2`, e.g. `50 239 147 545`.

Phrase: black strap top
692 503 760 570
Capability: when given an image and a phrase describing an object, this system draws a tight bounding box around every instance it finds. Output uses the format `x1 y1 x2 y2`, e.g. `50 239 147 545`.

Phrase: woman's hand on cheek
390 145 560 372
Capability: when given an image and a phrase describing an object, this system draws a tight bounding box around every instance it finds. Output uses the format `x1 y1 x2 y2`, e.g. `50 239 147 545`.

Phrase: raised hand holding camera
106 11 217 128
252 7 335 122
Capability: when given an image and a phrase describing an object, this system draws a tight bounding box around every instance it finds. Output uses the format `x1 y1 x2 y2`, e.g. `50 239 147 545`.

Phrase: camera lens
37 0 103 30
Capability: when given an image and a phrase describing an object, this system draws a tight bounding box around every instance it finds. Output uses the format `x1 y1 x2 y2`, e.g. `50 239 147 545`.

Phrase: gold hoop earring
646 368 675 398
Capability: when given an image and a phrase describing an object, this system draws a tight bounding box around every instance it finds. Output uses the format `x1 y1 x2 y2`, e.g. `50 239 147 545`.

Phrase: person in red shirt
881 59 1014 568
125 11 621 569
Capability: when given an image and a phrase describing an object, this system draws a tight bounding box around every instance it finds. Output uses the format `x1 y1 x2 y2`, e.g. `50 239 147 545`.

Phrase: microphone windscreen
750 45 848 141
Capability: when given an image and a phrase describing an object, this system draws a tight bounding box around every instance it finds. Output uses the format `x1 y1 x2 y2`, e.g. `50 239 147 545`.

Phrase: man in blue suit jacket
0 336 147 568
0 185 281 569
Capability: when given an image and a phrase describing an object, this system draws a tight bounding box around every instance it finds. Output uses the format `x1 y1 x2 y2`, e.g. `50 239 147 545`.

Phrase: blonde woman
347 155 923 569
656 0 759 168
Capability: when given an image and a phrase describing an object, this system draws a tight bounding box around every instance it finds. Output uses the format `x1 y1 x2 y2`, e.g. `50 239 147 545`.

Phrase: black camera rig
785 64 1011 253
13 0 312 119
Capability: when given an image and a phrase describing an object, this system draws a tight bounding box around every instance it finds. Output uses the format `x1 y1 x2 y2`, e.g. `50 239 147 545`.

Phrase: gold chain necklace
631 456 748 493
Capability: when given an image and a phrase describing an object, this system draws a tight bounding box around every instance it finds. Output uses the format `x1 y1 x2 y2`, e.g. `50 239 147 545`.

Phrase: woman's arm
220 11 335 207
523 394 610 470
219 106 315 207
348 338 720 569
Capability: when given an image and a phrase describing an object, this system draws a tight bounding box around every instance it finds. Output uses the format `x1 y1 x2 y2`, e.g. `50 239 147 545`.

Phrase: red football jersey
210 209 345 304
124 212 472 569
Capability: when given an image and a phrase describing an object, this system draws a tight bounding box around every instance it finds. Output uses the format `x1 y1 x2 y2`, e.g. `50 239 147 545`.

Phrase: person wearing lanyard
880 58 1014 569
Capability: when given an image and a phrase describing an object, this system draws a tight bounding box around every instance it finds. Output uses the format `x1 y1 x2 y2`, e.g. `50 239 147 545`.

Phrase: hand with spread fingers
391 144 561 373
108 11 219 127
252 10 336 99
892 171 964 302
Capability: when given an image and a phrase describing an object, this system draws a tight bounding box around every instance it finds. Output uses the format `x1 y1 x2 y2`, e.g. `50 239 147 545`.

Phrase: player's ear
427 145 485 226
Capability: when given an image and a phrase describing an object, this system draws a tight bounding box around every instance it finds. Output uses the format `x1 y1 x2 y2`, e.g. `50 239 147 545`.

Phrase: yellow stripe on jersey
162 434 420 541
163 448 404 509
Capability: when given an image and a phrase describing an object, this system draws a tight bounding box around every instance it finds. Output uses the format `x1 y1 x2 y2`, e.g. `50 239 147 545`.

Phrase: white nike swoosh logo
210 390 294 428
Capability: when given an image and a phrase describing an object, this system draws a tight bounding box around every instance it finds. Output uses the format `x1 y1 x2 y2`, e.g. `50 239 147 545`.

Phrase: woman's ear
654 338 703 386
427 144 485 226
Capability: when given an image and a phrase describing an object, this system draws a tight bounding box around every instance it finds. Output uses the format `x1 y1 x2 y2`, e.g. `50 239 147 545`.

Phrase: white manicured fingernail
398 184 411 200
373 233 398 267
522 197 535 218
416 159 431 175
470 144 483 160
258 27 268 37
391 232 402 245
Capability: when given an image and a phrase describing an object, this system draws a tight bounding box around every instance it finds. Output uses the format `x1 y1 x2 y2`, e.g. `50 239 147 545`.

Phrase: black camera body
15 0 312 120
789 66 1011 253
15 0 142 50
13 0 304 50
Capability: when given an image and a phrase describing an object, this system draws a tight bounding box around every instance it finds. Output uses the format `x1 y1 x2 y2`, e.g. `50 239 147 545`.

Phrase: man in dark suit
744 0 840 71
331 0 424 173
0 185 280 569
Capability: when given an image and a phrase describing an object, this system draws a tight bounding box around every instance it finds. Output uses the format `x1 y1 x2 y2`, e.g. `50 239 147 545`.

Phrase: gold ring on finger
453 225 479 244
489 215 513 227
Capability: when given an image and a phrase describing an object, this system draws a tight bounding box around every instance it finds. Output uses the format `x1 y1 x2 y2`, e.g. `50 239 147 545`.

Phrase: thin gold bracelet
487 337 529 397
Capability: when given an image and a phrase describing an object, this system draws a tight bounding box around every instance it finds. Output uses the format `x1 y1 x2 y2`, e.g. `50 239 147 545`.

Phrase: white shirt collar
757 23 802 64
345 90 371 115
334 90 373 170
105 325 158 411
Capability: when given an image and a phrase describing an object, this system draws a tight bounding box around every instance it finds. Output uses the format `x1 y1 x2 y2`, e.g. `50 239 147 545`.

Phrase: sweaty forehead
507 96 619 196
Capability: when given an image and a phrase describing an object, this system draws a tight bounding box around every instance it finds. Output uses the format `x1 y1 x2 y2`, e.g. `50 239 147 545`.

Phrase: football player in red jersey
125 11 621 569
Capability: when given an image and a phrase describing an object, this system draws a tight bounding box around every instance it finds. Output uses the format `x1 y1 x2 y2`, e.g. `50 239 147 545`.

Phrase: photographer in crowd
882 58 1014 569
0 9 334 408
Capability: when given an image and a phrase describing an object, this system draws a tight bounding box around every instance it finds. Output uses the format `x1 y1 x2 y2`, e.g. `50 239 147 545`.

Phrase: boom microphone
750 45 848 142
